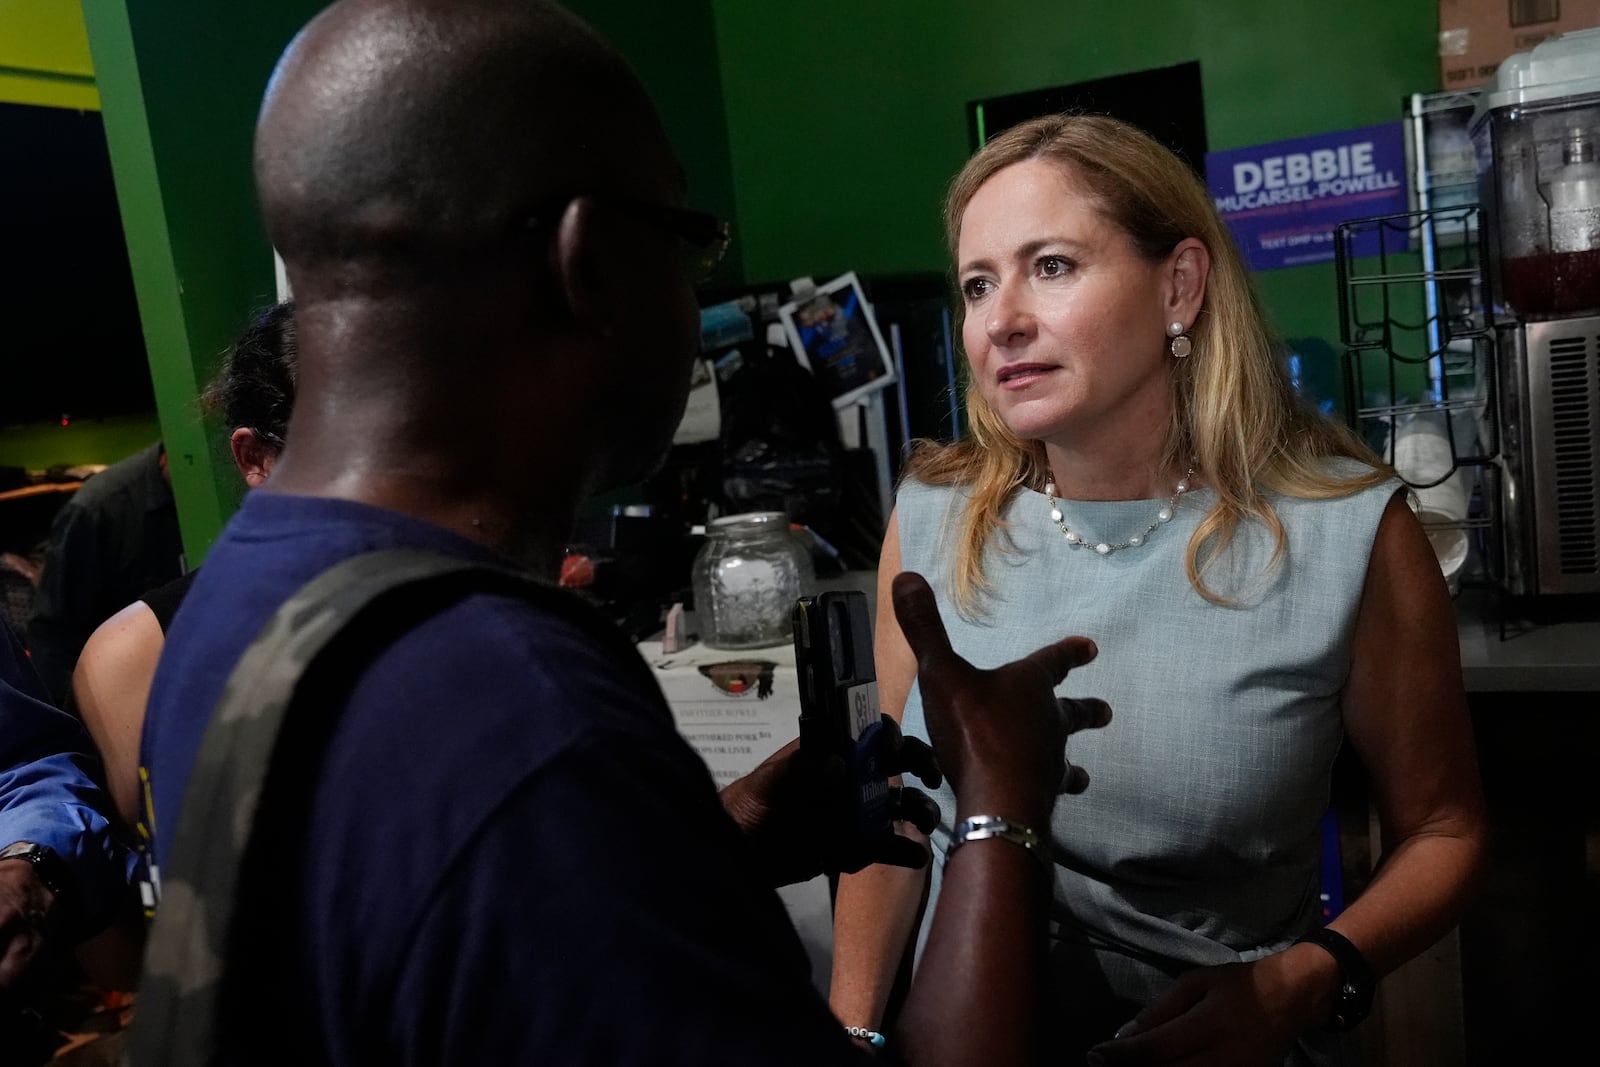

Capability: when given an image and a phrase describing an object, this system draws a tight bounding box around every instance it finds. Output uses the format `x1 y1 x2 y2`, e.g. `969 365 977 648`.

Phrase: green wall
709 0 1441 394
565 0 740 283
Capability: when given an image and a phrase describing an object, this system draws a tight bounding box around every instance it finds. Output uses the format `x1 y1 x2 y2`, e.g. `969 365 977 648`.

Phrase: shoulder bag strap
125 547 611 1066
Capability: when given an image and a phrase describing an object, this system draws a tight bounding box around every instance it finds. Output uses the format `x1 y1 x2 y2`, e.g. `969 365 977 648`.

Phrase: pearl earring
1167 320 1192 358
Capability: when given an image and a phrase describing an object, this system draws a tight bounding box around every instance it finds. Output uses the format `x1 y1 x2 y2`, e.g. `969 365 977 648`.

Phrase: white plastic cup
1419 509 1470 593
1394 414 1472 593
1393 415 1470 521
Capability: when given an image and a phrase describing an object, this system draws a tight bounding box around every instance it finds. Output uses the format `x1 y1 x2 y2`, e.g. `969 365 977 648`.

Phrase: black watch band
0 841 74 920
1293 926 1376 1031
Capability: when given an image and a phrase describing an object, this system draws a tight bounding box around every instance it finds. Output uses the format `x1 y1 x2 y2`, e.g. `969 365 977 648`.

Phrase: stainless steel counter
1454 587 1600 693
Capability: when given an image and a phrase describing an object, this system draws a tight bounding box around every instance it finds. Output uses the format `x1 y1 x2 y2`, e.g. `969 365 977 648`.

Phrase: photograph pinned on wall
777 271 897 410
672 358 721 446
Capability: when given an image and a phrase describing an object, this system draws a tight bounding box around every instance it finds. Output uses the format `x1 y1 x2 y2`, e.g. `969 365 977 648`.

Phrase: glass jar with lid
691 511 815 649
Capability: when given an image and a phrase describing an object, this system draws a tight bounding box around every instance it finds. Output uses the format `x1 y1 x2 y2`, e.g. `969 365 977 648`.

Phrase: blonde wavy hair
909 114 1388 611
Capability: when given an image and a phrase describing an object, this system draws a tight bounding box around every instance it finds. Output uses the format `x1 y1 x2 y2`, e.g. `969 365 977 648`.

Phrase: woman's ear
1165 238 1211 325
229 427 276 488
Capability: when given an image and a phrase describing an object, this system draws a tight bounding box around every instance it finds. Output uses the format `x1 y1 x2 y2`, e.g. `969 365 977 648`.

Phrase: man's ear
229 428 276 488
550 196 611 337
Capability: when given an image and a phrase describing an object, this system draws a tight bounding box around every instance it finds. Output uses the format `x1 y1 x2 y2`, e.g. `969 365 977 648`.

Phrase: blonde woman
828 115 1487 1066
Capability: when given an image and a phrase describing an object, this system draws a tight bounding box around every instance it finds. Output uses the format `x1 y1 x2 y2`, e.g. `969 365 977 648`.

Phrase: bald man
135 3 1105 1064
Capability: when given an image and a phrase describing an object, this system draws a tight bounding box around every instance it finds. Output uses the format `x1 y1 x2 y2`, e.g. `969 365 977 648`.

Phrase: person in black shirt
25 442 185 704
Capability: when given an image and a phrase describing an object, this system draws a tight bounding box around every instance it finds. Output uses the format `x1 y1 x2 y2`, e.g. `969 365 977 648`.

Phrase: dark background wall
0 103 149 428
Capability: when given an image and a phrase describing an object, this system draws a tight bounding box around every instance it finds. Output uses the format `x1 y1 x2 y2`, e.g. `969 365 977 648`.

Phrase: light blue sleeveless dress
895 459 1399 1065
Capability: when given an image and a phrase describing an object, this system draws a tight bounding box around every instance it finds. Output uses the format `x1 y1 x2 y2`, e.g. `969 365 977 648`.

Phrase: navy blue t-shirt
142 491 864 1064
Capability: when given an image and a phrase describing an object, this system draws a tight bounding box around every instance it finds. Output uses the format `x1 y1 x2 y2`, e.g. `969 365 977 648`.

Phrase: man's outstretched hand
721 571 1110 887
890 571 1110 822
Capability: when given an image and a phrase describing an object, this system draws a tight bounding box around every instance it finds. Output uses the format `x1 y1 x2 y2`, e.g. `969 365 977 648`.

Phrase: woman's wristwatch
1293 927 1376 1031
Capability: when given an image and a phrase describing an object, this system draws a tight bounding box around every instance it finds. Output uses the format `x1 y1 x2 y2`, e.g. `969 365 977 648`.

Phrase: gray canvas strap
124 547 605 1066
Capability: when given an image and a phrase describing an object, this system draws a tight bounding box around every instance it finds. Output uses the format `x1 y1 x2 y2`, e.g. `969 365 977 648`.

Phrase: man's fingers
1058 697 1113 734
888 732 941 789
1018 634 1098 686
889 785 941 835
1058 763 1092 796
890 571 955 667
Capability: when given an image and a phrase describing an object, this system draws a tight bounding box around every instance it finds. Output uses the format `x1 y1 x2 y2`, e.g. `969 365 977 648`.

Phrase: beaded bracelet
945 814 1051 876
844 1025 886 1049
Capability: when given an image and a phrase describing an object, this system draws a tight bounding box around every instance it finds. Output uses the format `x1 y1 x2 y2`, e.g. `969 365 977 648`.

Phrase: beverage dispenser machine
1472 28 1600 595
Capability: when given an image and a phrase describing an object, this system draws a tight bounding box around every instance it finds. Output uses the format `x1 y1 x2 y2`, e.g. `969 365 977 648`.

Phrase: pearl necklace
1045 465 1197 556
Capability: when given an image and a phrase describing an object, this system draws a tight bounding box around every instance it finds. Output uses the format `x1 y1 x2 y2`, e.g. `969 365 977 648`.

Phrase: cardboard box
1439 0 1600 89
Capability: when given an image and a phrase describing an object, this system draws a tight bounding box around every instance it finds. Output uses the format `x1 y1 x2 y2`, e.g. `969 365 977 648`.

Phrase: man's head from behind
254 0 707 496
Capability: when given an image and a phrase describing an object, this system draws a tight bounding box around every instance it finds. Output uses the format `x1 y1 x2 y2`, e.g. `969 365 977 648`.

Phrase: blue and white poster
1206 122 1406 271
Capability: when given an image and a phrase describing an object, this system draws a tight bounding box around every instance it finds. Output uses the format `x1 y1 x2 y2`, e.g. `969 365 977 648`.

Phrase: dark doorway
0 102 151 427
968 61 1208 179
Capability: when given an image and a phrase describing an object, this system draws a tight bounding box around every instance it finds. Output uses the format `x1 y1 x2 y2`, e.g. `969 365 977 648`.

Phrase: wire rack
1334 205 1502 591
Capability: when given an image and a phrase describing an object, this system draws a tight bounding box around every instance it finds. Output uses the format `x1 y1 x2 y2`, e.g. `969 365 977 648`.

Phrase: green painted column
78 0 324 565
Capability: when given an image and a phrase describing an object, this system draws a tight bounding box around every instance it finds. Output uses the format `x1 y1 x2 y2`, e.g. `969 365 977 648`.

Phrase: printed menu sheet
638 637 800 787
639 636 831 992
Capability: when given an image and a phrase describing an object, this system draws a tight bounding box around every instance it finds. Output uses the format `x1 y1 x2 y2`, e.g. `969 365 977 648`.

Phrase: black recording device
792 590 893 871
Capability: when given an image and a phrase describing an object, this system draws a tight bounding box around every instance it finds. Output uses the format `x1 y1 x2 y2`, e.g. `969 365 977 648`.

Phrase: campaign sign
1206 122 1406 271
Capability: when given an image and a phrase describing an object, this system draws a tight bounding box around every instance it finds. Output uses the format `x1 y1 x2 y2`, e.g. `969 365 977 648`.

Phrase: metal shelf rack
1334 204 1502 592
